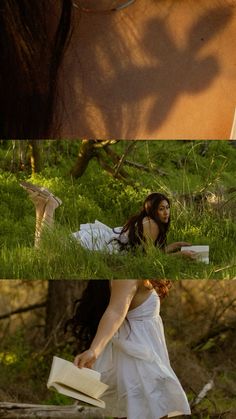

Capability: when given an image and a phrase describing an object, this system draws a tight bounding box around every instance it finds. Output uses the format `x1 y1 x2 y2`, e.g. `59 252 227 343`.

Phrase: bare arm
170 249 198 259
74 280 138 368
165 242 199 259
142 220 196 260
165 241 192 253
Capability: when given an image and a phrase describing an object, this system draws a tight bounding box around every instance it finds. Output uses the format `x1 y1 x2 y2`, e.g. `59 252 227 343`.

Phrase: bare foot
20 181 62 205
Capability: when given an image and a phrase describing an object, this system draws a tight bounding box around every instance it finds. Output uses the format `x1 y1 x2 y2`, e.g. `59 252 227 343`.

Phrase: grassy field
0 140 236 279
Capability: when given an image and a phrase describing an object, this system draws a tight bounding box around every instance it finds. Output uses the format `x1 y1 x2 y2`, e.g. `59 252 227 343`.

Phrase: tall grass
1 141 236 279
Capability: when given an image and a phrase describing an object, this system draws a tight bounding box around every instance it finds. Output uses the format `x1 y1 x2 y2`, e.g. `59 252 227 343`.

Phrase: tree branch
0 402 107 418
0 302 46 320
191 322 236 351
113 141 137 177
124 159 166 176
96 155 132 184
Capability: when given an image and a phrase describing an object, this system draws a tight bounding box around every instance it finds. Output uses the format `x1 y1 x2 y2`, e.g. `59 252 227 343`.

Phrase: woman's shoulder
142 216 156 225
142 217 159 241
142 217 159 231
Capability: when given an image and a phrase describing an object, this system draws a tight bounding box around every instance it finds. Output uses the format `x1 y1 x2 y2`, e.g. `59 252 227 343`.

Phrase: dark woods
0 0 73 138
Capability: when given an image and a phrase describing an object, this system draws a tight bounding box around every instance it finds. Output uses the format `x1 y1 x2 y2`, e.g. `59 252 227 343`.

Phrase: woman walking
69 279 191 419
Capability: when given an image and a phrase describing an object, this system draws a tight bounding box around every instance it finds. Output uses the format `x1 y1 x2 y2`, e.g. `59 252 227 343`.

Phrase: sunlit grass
1 141 236 279
0 219 235 279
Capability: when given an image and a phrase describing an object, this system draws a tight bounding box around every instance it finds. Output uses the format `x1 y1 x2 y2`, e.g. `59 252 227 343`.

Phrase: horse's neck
59 0 236 139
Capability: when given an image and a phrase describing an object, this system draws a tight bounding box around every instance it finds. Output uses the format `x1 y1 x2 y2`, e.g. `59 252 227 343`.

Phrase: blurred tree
45 280 87 339
29 140 42 173
7 140 42 173
70 139 134 180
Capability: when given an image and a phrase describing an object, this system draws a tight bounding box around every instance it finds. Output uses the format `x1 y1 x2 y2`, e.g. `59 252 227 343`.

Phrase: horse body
59 0 236 139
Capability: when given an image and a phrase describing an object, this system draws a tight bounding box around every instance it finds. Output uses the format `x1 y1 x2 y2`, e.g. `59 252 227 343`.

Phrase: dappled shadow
64 4 234 138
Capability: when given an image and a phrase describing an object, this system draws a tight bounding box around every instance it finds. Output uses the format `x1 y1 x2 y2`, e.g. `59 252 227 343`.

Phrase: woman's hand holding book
166 242 192 253
74 349 96 369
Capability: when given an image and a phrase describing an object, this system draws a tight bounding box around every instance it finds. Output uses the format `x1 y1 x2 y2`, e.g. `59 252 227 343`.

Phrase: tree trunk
10 140 28 172
45 280 88 339
70 140 98 178
29 140 42 173
70 140 120 178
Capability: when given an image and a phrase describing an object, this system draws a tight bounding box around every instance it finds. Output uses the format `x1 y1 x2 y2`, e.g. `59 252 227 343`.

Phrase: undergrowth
1 140 236 279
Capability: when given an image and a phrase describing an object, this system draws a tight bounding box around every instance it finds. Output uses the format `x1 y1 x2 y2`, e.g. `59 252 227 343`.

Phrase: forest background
1 139 236 279
0 279 235 419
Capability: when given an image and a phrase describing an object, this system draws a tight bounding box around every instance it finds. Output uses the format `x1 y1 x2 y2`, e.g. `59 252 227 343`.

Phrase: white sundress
72 220 127 252
94 291 191 419
72 218 156 252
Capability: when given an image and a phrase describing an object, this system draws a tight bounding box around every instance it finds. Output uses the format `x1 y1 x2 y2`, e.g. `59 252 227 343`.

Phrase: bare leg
40 197 61 228
23 189 50 247
34 195 51 247
35 196 62 247
20 182 62 247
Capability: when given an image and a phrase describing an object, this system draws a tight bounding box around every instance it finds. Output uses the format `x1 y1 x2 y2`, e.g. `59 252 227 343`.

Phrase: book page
57 366 108 399
48 357 108 399
50 382 105 408
181 246 209 264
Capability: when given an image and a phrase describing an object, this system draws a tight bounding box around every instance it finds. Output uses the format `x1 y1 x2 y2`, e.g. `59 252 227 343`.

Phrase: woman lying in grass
20 181 196 259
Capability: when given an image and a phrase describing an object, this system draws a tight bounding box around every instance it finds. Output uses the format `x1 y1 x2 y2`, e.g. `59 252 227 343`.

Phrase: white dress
94 291 191 419
72 220 127 252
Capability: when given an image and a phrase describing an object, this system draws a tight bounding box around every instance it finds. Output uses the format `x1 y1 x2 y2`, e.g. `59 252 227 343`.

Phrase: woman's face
157 200 170 223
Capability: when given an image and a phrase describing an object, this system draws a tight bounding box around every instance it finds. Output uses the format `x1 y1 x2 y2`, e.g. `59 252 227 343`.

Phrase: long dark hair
0 0 73 138
65 279 171 352
118 193 170 250
65 280 111 352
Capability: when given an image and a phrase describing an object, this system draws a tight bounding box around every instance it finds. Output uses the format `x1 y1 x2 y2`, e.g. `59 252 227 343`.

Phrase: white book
181 245 209 264
47 356 108 408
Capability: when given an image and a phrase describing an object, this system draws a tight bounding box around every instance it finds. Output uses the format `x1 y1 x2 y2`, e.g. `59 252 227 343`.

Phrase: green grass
1 140 236 279
0 221 235 279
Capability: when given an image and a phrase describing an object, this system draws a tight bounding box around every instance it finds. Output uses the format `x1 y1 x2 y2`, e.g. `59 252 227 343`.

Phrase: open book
47 356 108 408
181 245 209 264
